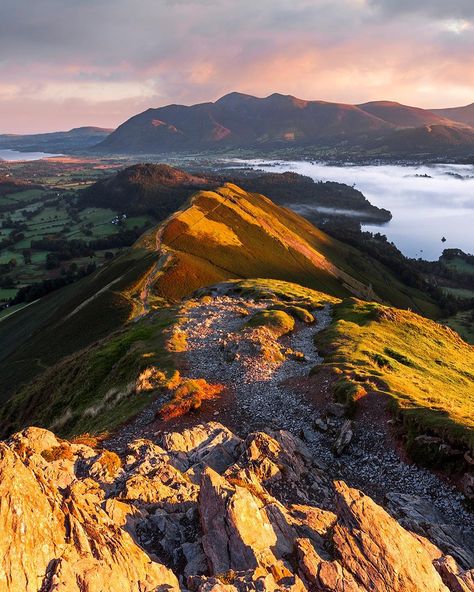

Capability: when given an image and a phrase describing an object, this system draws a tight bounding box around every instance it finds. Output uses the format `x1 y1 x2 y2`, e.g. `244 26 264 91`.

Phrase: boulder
1 422 471 592
434 555 474 592
199 467 278 573
0 440 179 592
332 481 449 592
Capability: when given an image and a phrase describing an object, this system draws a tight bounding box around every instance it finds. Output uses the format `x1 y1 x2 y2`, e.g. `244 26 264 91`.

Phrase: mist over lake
0 149 60 162
233 160 474 260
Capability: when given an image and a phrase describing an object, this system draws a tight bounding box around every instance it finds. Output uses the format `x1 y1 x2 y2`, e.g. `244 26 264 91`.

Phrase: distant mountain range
96 92 474 156
0 126 113 153
3 95 474 156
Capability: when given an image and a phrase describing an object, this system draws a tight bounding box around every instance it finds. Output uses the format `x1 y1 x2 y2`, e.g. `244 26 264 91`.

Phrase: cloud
0 0 473 133
368 0 474 19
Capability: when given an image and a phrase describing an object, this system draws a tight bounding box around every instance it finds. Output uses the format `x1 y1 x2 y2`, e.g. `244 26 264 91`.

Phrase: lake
0 149 61 162
231 160 474 260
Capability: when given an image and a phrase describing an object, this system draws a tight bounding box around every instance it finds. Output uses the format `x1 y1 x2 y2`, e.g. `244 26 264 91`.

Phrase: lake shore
229 159 474 260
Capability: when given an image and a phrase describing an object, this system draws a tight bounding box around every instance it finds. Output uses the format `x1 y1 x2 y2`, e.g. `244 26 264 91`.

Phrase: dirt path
180 296 331 433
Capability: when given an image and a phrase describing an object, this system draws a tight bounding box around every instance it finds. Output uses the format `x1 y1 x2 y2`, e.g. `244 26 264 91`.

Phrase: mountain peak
215 91 258 105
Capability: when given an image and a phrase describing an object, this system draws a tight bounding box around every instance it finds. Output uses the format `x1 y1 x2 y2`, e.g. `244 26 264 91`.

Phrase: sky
1 0 473 134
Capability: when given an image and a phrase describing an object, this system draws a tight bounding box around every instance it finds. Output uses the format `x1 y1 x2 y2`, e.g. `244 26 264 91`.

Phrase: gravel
107 293 471 527
182 295 471 525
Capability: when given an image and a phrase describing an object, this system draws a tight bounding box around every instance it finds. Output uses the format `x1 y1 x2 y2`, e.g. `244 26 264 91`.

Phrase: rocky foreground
1 422 473 592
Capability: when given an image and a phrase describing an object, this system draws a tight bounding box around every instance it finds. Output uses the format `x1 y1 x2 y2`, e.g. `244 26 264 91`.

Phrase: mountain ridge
0 178 439 404
96 92 474 154
0 177 472 590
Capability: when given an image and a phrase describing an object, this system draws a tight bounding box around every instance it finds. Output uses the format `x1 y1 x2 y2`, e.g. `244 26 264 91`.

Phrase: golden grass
159 377 225 420
97 450 122 475
246 309 296 338
317 298 474 452
41 443 74 462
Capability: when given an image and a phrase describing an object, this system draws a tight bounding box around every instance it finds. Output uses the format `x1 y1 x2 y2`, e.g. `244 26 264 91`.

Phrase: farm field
0 157 155 303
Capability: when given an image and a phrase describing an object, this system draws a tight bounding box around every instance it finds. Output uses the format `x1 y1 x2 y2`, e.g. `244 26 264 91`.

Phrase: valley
0 155 472 592
3 0 474 587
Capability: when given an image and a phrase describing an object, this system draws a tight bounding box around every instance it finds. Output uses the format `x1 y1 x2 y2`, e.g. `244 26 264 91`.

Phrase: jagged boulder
331 481 450 592
199 467 279 573
0 437 179 592
0 422 471 591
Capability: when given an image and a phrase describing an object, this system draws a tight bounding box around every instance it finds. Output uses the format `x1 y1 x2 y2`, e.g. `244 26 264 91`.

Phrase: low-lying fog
232 160 474 260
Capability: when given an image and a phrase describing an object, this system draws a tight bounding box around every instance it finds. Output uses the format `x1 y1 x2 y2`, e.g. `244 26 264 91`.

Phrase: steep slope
0 244 161 402
146 183 439 315
358 100 465 128
433 103 474 128
0 280 474 592
0 182 440 404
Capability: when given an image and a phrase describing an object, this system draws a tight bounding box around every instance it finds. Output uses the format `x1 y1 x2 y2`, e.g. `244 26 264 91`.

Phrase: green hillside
0 245 160 401
0 182 440 404
316 298 474 456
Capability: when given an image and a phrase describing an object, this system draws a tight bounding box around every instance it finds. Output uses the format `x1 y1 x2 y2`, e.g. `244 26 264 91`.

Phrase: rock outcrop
0 423 472 591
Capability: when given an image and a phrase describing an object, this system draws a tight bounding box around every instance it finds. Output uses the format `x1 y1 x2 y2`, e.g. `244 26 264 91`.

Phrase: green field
0 181 154 300
442 286 474 299
443 256 474 275
443 310 474 344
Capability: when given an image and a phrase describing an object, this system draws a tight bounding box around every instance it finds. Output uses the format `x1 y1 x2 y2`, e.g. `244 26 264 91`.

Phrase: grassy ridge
154 184 440 317
0 278 337 437
1 276 470 468
316 298 474 453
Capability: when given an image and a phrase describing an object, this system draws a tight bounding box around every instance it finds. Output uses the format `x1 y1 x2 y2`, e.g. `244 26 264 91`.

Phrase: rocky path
181 296 331 433
180 296 471 527
108 293 471 533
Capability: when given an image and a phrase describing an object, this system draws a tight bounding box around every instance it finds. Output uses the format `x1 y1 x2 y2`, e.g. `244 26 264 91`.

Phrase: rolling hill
433 103 474 128
0 126 113 153
80 162 215 217
95 92 473 154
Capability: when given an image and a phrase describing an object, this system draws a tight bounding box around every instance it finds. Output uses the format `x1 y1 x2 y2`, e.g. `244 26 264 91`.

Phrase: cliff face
1 422 472 591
